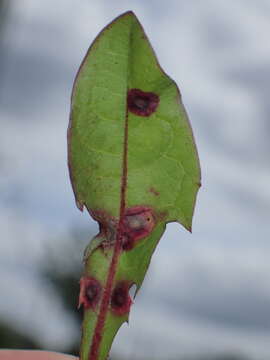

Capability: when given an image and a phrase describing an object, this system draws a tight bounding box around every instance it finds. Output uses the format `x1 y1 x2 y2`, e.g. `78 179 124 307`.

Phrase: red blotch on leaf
110 281 132 316
121 206 155 250
127 89 159 117
78 276 102 309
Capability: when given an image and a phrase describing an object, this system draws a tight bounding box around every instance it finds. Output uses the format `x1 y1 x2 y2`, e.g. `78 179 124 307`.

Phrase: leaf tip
110 10 138 25
121 10 136 16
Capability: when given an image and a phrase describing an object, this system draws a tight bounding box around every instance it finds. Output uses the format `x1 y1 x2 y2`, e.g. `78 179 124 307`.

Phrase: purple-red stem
87 98 129 360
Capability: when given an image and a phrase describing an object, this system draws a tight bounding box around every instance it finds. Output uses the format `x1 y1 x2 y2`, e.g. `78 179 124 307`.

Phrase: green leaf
68 11 200 360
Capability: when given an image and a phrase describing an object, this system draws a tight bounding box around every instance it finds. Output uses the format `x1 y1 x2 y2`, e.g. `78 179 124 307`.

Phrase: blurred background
1 1 270 359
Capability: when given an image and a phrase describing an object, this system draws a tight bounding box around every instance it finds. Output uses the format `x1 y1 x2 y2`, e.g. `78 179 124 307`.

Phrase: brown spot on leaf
127 89 159 117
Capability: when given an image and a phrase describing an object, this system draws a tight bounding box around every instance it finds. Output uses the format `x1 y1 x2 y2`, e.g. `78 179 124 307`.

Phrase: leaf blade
68 11 201 360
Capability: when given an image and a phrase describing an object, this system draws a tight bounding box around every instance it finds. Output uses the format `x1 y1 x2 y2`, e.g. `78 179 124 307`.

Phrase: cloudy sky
1 1 270 359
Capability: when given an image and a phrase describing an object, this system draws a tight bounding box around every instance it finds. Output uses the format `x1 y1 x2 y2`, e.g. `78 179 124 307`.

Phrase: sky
1 0 270 359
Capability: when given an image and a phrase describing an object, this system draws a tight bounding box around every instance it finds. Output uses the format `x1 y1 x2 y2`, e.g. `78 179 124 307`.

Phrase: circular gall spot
79 277 102 309
121 207 156 251
111 282 132 315
127 89 159 117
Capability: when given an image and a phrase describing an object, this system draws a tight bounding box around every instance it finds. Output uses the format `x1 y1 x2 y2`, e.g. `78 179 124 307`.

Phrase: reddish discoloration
149 187 159 196
121 206 155 250
127 89 159 117
110 281 132 316
79 277 102 309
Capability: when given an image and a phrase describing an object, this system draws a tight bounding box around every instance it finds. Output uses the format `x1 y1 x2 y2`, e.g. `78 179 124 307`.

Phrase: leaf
68 11 201 360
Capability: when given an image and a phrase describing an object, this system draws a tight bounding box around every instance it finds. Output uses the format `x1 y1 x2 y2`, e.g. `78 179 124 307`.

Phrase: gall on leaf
121 206 155 250
79 277 102 309
110 281 132 316
127 88 159 117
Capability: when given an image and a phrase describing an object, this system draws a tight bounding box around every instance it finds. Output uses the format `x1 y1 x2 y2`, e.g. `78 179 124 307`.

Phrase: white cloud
113 303 270 359
0 268 78 349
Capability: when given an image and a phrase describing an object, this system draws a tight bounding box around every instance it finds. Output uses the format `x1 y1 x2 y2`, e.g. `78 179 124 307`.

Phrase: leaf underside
68 11 200 360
